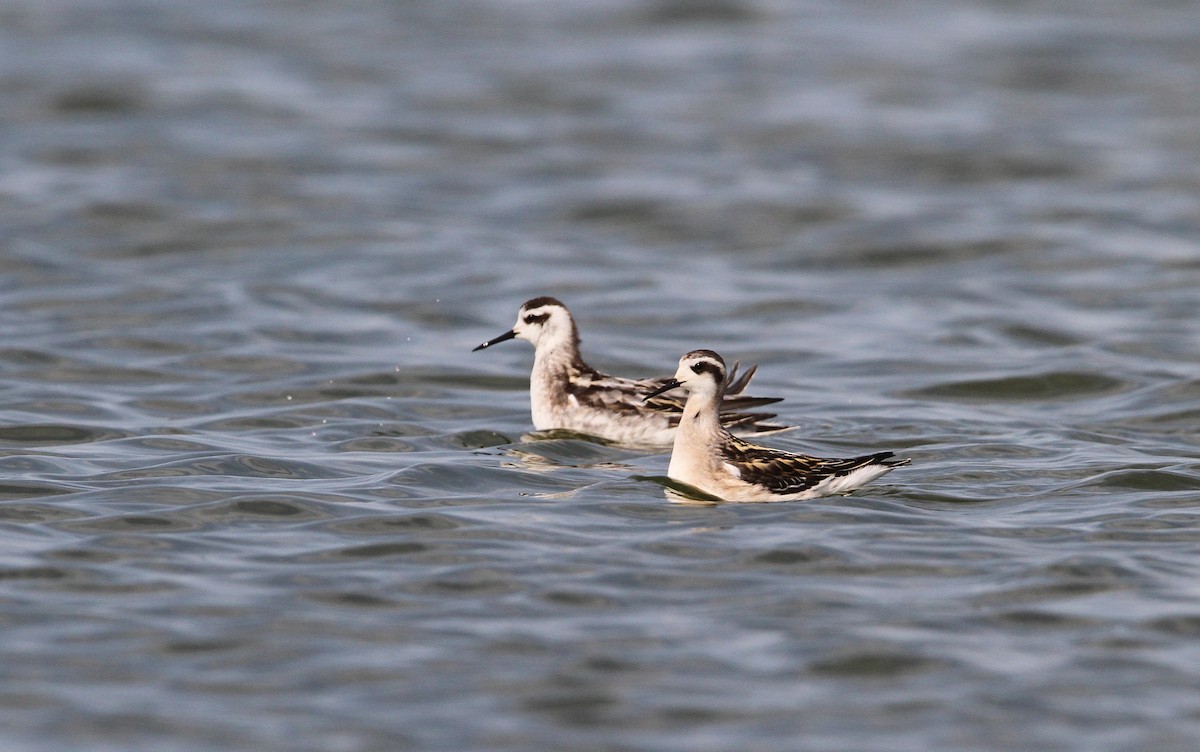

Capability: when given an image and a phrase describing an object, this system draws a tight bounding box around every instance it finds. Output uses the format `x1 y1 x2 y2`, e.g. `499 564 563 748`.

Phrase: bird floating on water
645 349 908 501
473 297 788 446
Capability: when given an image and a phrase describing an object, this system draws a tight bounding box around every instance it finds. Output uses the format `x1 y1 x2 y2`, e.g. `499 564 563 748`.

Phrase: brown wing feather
568 371 672 415
721 437 904 494
723 361 755 396
567 366 789 433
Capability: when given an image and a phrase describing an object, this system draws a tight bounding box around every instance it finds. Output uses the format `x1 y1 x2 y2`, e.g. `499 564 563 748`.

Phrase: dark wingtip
722 395 783 410
716 411 794 435
724 362 759 396
870 451 911 467
747 422 793 435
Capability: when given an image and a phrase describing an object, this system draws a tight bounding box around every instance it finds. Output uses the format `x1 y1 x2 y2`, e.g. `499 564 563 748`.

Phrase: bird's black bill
472 329 517 352
643 378 682 402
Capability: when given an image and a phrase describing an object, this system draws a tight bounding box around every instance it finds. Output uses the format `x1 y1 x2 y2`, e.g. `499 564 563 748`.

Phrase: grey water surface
2 1 1200 750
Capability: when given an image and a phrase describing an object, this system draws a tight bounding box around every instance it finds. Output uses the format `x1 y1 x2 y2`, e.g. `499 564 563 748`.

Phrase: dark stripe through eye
690 361 721 377
523 313 550 325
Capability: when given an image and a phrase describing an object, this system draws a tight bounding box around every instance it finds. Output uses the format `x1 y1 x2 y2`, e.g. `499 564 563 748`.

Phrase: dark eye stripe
690 361 722 377
523 313 550 325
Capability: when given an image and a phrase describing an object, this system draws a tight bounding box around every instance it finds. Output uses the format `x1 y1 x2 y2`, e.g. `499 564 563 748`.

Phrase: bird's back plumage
475 298 789 445
653 349 908 502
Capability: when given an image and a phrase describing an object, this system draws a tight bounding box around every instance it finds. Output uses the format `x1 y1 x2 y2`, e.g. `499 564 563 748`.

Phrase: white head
673 349 727 398
473 296 579 353
645 349 727 402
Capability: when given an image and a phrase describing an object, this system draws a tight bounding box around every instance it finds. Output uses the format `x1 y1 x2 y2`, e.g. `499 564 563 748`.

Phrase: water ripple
1 1 1199 750
907 371 1132 401
0 424 130 445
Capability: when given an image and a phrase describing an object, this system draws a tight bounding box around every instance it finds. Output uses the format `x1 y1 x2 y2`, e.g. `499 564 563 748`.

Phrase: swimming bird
645 349 908 501
473 297 788 446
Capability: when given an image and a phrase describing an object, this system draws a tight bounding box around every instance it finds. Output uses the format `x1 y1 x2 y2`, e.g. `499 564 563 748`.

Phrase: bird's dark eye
690 362 705 374
523 313 549 325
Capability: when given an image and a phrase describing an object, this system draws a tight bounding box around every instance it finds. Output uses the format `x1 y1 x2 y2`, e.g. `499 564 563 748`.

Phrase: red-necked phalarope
645 349 908 501
473 297 789 446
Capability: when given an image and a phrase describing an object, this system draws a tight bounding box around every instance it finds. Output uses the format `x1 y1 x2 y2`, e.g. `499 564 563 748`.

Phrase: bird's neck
532 336 583 376
679 388 724 441
669 387 727 482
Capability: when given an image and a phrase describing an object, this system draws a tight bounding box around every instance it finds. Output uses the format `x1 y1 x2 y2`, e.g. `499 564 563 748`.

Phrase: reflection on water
1 0 1199 750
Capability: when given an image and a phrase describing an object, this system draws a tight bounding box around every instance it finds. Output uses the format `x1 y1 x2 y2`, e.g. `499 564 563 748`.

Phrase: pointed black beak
472 329 517 352
643 378 682 402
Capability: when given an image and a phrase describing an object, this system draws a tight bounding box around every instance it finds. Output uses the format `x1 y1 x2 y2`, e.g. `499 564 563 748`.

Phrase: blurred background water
1 0 1199 750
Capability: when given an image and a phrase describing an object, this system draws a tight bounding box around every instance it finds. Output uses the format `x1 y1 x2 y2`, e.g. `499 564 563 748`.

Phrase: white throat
667 384 724 482
527 320 581 430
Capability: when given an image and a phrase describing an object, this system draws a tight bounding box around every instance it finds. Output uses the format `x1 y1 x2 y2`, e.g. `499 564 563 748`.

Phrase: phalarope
473 297 789 446
645 350 908 501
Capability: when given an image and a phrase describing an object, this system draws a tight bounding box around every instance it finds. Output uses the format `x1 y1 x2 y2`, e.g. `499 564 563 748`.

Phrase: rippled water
2 0 1200 750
